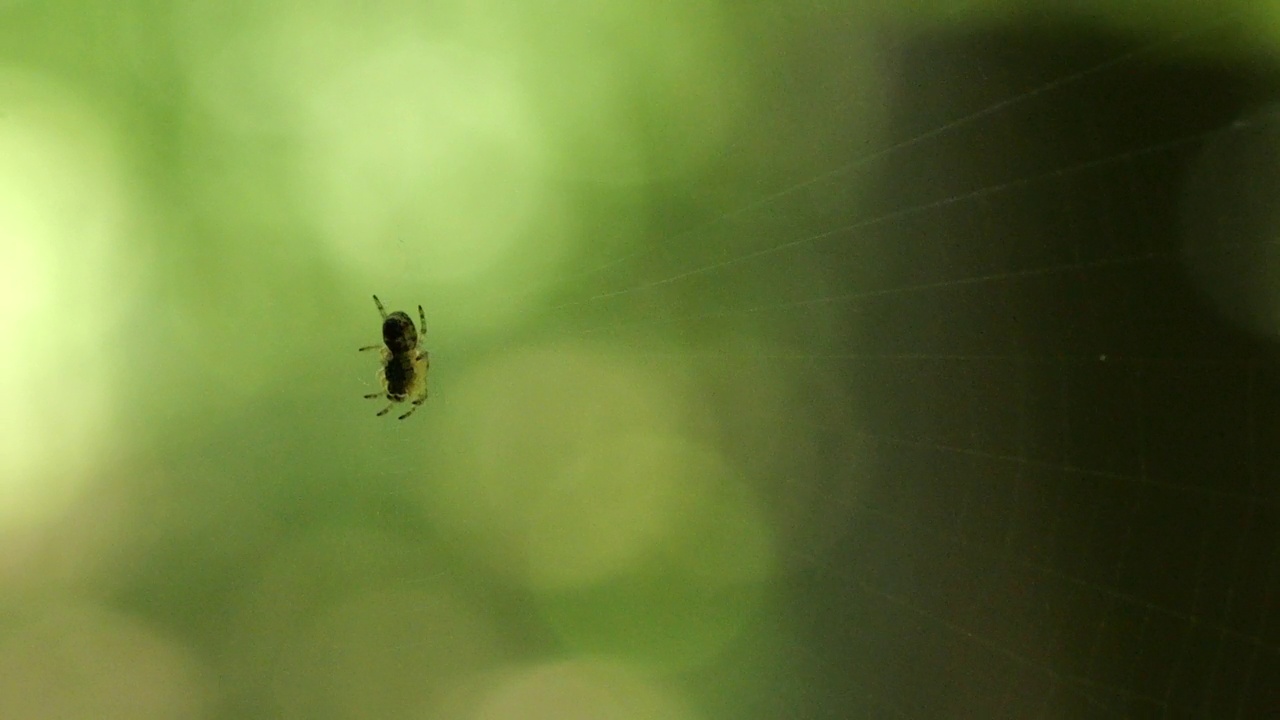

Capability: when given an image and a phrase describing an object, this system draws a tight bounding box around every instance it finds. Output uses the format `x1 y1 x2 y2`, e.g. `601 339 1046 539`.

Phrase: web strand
532 14 1278 718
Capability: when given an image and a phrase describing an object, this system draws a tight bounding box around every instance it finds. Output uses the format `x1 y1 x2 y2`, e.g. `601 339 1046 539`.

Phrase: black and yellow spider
360 295 430 420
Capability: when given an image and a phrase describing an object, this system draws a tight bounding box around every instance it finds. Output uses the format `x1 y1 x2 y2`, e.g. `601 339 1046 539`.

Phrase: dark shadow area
792 21 1280 719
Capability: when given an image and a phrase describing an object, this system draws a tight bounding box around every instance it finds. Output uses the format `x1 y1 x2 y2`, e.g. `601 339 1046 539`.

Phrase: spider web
532 15 1280 720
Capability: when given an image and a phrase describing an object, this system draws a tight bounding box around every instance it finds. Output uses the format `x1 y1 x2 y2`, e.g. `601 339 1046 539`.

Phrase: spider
360 294 430 420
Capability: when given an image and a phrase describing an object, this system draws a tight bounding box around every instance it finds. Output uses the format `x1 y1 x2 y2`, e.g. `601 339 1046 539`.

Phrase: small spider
360 295 430 420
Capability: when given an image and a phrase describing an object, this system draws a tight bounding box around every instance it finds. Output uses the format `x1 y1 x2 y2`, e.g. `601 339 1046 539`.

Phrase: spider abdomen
382 353 417 397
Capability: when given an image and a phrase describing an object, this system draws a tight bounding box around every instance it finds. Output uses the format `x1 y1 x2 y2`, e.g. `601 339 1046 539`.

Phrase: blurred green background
0 1 1276 719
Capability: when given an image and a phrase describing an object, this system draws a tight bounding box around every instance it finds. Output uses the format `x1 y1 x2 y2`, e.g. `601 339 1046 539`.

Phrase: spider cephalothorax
381 310 418 355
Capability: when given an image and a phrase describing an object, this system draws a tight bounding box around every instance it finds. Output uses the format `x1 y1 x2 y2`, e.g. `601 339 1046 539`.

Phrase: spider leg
375 403 393 417
358 344 381 352
398 397 425 420
372 295 388 319
396 377 429 420
363 392 382 399
414 357 429 396
417 305 426 338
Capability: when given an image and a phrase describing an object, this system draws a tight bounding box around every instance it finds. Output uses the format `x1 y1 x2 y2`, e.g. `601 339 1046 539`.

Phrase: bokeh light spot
0 601 212 720
0 69 138 534
426 340 774 669
1181 104 1280 341
224 528 504 719
473 658 700 720
426 341 699 580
